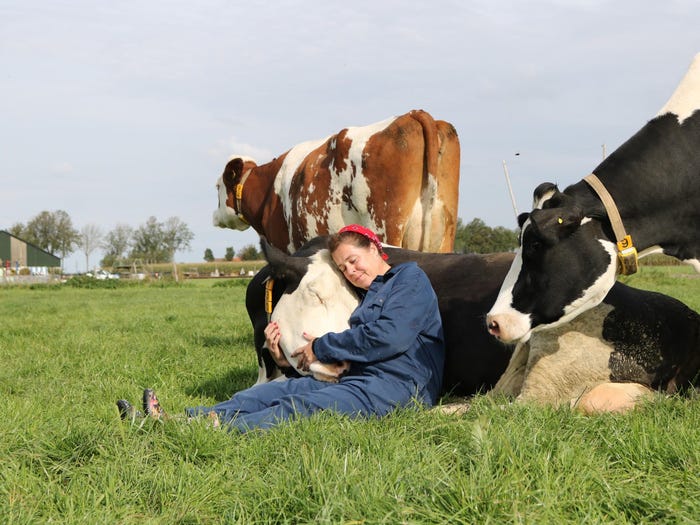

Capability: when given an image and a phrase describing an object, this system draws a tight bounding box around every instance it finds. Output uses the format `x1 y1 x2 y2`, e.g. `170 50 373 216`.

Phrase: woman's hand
291 332 317 372
264 322 291 367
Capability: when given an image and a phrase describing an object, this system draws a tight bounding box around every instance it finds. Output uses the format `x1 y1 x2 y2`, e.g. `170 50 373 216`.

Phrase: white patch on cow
271 249 359 378
487 222 618 343
273 137 331 251
213 175 247 229
212 155 258 230
532 188 556 209
323 116 398 238
486 237 533 343
531 239 618 334
656 52 700 124
516 304 614 406
271 117 397 252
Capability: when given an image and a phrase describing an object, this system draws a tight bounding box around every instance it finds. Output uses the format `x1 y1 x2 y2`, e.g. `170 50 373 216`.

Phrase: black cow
486 53 700 344
246 237 515 396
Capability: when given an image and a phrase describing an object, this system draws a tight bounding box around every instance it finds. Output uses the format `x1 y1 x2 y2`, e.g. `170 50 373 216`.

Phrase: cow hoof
572 383 654 415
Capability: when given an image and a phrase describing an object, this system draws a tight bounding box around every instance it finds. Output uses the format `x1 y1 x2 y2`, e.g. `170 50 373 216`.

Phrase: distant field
1 266 699 523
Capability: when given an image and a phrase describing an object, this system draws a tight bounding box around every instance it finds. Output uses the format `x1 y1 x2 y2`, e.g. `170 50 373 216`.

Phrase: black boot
116 399 142 420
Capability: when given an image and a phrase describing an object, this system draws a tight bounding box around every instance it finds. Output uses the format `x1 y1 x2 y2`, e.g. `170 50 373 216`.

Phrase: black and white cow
492 281 700 412
246 237 515 396
486 53 700 344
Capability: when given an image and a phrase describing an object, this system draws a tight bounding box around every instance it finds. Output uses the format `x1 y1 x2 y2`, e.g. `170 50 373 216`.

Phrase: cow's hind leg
571 382 654 414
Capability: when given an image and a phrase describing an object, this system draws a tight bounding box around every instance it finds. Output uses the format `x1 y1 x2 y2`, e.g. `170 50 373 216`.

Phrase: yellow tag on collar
616 235 638 275
235 183 244 200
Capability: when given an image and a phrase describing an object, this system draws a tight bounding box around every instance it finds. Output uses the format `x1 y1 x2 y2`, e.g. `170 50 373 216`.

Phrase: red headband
338 224 389 261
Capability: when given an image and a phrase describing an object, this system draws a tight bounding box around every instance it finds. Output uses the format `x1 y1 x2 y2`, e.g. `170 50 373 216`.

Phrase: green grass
1 269 699 523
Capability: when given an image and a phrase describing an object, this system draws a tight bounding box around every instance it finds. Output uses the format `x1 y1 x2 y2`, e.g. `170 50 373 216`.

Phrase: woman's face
331 241 386 290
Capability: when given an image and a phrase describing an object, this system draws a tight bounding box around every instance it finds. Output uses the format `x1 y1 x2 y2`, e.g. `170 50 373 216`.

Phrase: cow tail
409 109 440 251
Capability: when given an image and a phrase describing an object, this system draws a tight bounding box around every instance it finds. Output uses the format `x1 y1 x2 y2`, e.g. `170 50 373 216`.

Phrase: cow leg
572 382 654 414
490 341 530 398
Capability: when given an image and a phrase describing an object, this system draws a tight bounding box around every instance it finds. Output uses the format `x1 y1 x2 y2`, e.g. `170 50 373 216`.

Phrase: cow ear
223 157 243 188
517 212 530 229
532 182 560 209
260 236 309 282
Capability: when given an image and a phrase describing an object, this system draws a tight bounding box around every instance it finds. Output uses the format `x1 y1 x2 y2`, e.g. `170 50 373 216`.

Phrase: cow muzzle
485 312 532 344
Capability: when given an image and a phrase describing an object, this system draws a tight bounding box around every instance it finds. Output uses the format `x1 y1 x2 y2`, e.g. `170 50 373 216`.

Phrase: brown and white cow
214 110 460 253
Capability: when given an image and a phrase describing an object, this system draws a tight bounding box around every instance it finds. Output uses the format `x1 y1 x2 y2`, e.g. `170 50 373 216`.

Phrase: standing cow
214 110 460 254
486 53 700 344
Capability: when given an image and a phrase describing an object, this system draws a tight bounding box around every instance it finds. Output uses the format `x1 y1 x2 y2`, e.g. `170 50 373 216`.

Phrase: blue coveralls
186 262 445 433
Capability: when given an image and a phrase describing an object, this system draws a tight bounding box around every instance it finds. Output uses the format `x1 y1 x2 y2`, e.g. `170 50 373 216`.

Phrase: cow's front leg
490 341 529 398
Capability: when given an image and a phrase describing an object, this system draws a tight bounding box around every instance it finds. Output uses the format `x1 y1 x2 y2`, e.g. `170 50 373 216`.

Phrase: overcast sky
1 1 698 272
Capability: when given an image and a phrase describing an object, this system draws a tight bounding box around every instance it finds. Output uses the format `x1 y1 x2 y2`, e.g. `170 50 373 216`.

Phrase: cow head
261 237 360 380
486 185 618 344
213 155 257 230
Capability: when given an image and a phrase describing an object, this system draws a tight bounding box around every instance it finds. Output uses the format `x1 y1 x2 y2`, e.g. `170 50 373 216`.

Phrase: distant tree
453 218 519 254
7 222 24 238
130 217 167 263
224 246 235 261
129 216 194 264
21 210 79 268
162 217 194 261
101 224 133 268
77 224 103 272
238 244 262 261
204 248 215 262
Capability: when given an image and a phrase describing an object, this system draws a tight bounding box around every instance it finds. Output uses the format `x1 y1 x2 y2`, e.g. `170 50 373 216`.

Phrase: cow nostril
487 319 499 335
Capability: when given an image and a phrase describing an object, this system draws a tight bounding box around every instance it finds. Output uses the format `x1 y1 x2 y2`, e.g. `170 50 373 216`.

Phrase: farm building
0 230 61 274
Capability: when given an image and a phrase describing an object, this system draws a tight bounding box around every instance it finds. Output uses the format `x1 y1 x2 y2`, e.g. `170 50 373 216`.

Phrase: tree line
7 210 518 271
8 211 194 270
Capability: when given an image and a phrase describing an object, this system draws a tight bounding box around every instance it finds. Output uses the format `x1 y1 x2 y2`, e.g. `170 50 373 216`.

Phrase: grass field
1 266 699 524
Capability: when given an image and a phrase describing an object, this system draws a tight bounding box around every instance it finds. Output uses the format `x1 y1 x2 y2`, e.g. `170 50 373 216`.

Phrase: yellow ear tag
557 217 563 224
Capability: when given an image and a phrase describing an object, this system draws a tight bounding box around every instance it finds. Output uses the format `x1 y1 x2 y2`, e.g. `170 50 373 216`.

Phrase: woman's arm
314 266 438 364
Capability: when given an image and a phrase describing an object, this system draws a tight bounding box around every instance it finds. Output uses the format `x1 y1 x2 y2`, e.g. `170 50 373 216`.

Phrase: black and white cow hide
492 281 700 412
487 53 700 344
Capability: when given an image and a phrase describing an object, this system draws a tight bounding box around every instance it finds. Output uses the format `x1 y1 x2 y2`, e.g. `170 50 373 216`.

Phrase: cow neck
583 173 638 275
234 168 253 225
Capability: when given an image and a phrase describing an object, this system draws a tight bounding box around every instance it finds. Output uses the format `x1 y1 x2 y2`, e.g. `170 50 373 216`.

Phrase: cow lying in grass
246 237 700 412
492 282 700 413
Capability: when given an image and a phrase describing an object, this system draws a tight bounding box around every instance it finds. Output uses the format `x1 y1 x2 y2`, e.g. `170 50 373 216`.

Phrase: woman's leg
224 376 415 433
185 376 329 423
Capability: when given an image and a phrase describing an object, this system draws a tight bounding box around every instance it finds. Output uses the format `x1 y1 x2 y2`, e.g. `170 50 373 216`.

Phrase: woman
119 225 445 433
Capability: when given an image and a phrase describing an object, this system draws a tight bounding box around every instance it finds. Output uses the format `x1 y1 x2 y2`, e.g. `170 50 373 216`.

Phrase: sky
1 1 698 272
